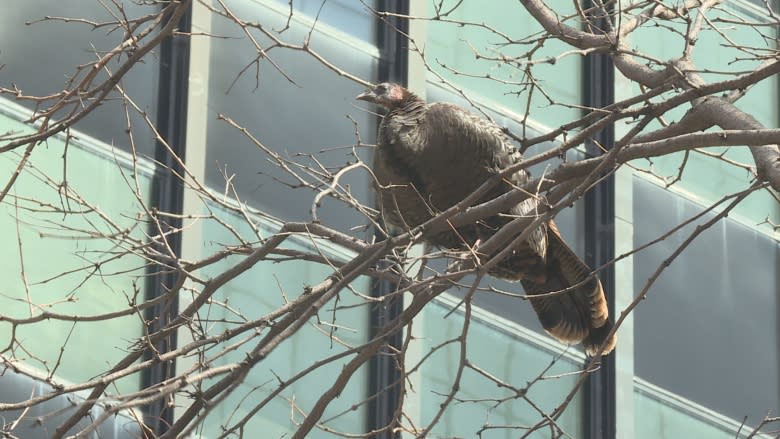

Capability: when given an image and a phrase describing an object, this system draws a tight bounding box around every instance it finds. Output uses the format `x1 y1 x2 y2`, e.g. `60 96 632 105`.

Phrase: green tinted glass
624 4 779 230
193 203 370 436
414 298 584 438
0 109 149 393
426 1 582 129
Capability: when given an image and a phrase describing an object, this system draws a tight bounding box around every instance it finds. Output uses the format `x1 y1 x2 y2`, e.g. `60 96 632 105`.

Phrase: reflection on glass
416 297 584 438
194 202 370 436
426 1 582 130
0 111 149 392
633 176 779 426
205 0 378 233
0 0 159 156
267 0 378 42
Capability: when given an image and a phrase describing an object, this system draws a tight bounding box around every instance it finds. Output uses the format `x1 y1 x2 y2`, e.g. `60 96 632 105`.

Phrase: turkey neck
376 93 428 189
389 91 426 120
380 92 426 153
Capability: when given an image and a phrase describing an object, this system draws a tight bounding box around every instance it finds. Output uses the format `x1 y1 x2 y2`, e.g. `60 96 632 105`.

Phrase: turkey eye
375 85 387 95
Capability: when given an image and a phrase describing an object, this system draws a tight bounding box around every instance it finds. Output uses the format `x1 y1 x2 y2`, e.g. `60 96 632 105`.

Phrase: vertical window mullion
582 2 617 439
142 4 192 436
367 1 409 437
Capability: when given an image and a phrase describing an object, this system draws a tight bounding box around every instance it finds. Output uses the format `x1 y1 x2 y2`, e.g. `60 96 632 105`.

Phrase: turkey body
360 83 616 355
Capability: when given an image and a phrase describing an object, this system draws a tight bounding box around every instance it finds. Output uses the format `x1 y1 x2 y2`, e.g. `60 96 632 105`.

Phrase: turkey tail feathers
520 223 616 355
582 317 616 357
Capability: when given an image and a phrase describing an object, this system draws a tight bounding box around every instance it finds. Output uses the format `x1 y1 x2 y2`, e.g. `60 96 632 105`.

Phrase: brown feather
361 83 616 355
520 220 616 355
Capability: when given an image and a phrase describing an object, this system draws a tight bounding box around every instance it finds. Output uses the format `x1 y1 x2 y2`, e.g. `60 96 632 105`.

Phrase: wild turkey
357 82 616 355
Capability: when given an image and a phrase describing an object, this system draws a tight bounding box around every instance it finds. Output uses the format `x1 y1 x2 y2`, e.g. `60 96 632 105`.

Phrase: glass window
204 0 378 233
0 0 159 156
0 107 150 392
190 1 379 435
268 0 377 42
415 296 585 438
625 2 779 231
614 2 780 437
635 381 753 439
192 203 370 436
0 371 141 438
426 1 583 130
632 175 779 436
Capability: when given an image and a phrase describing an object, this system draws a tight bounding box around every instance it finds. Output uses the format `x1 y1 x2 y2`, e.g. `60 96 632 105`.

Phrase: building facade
0 1 777 438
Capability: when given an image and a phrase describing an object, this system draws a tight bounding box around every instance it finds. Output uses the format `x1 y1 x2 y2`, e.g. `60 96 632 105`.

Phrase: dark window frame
141 4 192 437
367 2 409 438
582 2 617 439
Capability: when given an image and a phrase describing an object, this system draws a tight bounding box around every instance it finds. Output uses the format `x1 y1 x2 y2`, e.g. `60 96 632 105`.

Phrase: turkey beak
356 90 376 103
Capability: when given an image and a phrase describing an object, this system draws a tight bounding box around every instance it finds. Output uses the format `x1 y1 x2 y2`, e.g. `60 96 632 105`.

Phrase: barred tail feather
520 222 616 355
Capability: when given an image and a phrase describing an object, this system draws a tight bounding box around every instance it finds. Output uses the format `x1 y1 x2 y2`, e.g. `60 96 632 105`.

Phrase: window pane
625 3 779 230
193 1 378 435
192 203 370 436
0 372 141 438
0 106 150 392
268 0 377 42
415 296 585 438
632 175 779 433
204 0 378 233
0 0 159 156
635 380 752 439
426 0 582 130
